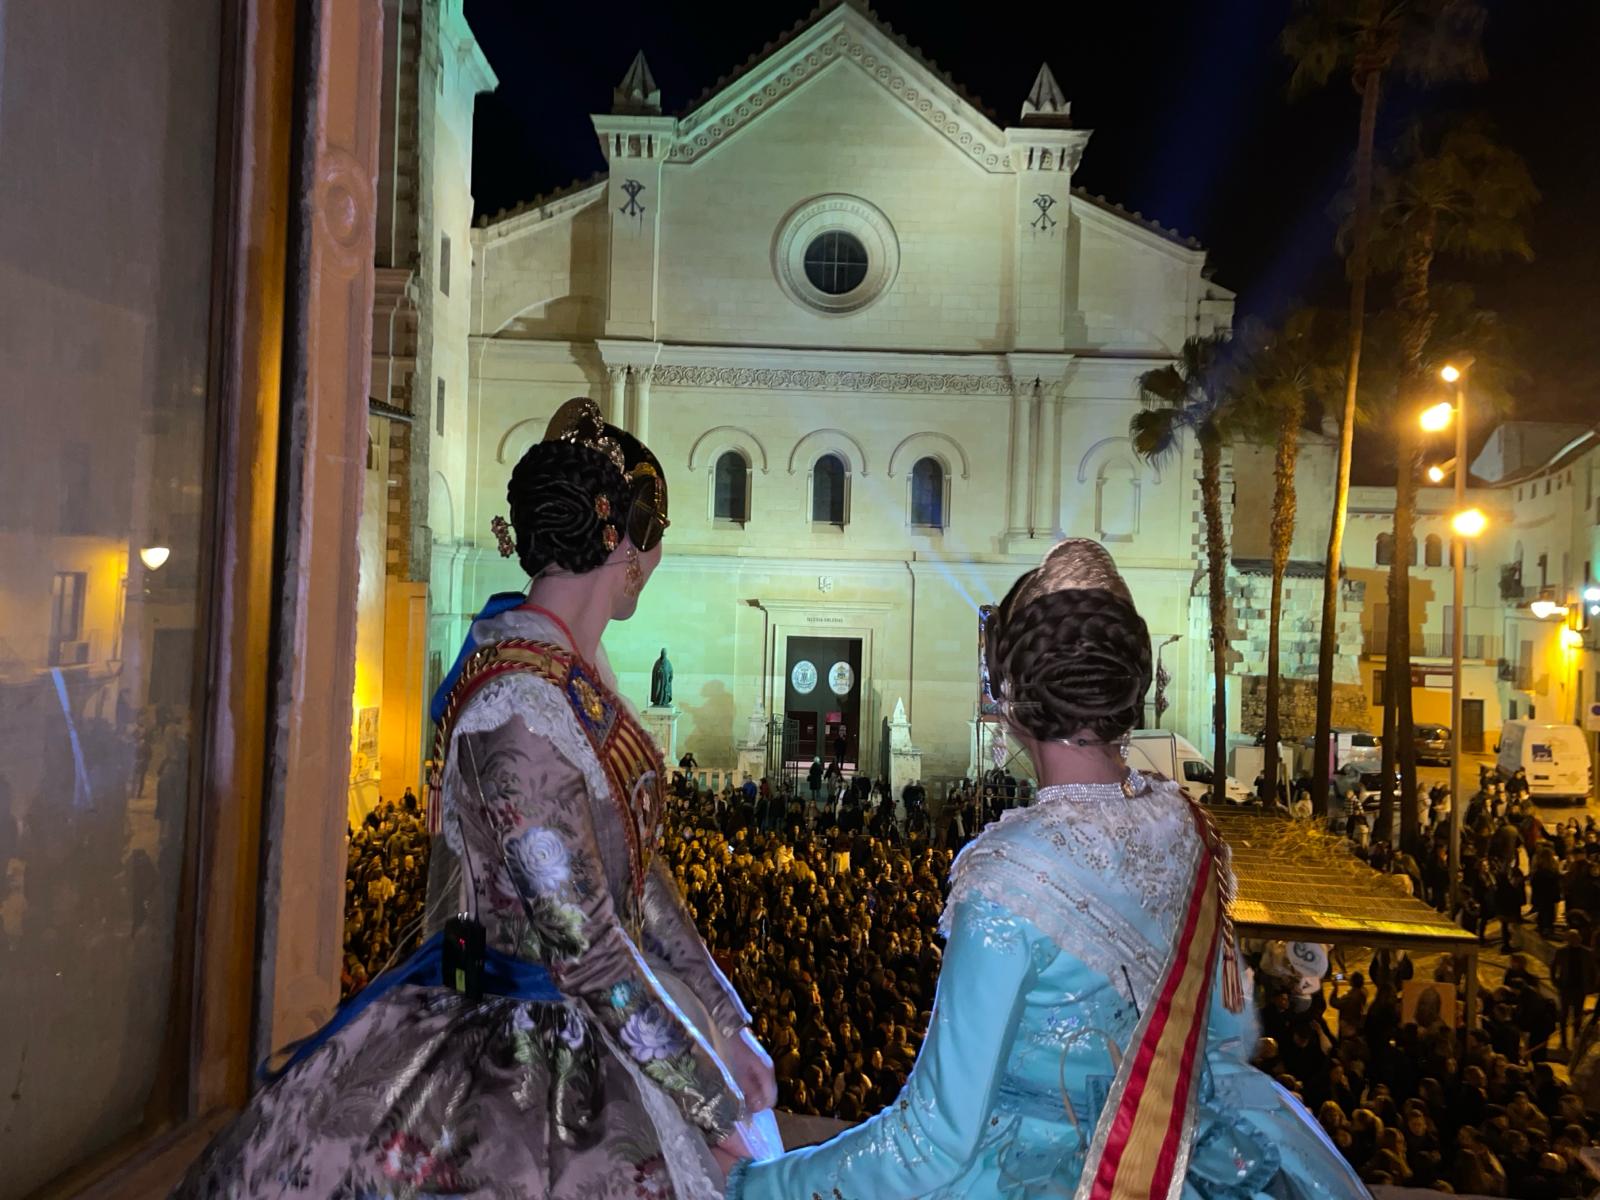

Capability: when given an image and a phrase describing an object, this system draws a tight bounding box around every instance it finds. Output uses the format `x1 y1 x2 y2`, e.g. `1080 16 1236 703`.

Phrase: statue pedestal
641 705 679 762
886 698 922 797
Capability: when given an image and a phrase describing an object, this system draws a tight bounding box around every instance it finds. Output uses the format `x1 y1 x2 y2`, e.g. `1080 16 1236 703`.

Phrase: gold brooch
574 676 605 722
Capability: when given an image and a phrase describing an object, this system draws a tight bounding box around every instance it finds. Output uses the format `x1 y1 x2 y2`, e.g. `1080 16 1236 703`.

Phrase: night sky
463 0 1598 479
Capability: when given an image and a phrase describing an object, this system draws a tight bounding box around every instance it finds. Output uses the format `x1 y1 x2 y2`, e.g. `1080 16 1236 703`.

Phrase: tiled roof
476 172 608 229
1072 188 1201 250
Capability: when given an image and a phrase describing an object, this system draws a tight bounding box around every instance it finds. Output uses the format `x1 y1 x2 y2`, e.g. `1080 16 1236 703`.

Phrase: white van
1496 721 1593 803
1127 730 1251 803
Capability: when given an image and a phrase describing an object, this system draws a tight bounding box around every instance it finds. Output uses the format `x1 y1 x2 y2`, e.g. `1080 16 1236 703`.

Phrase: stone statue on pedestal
649 648 672 707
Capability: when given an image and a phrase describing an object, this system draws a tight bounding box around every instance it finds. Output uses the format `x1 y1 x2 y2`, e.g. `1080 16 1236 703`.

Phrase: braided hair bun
988 580 1152 743
506 438 632 578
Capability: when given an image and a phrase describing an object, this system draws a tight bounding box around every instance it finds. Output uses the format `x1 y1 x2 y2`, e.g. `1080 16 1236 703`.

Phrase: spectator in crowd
340 793 430 998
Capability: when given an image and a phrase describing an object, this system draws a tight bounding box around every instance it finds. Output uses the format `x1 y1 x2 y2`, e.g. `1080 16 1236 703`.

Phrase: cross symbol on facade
620 178 646 219
1031 192 1057 231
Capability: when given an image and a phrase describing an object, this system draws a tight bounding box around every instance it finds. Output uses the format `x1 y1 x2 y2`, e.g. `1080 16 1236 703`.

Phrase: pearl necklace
1034 772 1141 804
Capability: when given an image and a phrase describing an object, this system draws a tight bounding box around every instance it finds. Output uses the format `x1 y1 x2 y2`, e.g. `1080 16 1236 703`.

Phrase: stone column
1032 382 1063 539
1005 380 1035 538
632 363 653 445
605 364 628 429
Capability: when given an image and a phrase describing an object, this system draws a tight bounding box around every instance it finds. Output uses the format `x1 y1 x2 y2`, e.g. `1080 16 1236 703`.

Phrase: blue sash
429 591 529 724
265 930 564 1082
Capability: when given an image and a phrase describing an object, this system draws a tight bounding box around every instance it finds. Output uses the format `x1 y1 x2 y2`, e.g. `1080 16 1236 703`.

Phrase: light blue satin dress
729 777 1369 1200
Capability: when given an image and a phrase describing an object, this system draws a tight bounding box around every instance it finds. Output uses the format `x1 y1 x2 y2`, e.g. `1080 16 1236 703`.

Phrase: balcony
1364 632 1491 660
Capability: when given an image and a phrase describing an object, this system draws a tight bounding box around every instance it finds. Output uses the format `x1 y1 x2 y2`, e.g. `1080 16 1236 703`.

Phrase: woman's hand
711 1125 755 1179
724 1026 778 1112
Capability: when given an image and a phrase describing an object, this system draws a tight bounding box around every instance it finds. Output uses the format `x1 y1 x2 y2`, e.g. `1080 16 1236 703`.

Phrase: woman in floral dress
175 399 776 1199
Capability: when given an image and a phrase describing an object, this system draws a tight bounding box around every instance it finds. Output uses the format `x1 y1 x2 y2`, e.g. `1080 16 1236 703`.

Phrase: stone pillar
1005 380 1035 539
1003 66 1091 352
640 704 679 762
887 698 923 798
605 364 628 428
592 61 675 341
1032 383 1064 540
632 363 653 445
735 700 768 784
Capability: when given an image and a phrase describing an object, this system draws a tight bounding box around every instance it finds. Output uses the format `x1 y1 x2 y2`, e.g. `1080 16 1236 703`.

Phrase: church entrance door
784 635 863 772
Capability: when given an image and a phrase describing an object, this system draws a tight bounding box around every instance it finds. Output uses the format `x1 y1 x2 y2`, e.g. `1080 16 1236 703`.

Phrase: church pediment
667 3 1013 174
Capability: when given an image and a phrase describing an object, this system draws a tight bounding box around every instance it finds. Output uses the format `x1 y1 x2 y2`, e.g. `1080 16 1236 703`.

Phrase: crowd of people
658 765 1600 1195
662 778 949 1120
340 789 429 998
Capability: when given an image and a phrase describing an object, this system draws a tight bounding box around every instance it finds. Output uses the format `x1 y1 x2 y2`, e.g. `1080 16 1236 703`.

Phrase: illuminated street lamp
1420 401 1455 433
139 546 171 571
1433 360 1476 912
1530 599 1570 620
1427 465 1446 484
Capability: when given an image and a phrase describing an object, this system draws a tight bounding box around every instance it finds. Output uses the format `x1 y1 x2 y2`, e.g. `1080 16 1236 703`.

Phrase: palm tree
1370 118 1536 850
1131 334 1239 801
1282 0 1487 815
1233 312 1340 803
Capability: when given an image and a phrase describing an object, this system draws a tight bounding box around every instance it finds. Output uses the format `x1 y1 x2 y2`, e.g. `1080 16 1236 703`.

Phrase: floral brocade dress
175 608 755 1200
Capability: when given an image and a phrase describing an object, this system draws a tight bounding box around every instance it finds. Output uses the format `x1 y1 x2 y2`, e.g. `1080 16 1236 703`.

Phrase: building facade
452 1 1244 780
1346 421 1600 759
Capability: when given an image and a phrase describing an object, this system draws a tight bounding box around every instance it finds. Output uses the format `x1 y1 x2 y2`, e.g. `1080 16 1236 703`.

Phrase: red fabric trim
1089 841 1215 1198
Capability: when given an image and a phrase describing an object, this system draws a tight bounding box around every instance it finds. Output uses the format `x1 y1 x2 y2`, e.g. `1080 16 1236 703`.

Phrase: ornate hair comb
544 397 625 474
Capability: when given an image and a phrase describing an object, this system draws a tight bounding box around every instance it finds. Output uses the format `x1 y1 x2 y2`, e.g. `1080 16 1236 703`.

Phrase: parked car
1300 728 1383 773
1414 724 1451 766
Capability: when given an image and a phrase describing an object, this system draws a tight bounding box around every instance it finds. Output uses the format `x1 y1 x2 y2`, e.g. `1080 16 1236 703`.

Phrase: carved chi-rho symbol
1031 193 1057 231
620 178 646 219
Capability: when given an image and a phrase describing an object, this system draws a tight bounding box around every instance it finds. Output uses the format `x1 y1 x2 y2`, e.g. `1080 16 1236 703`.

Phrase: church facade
449 2 1246 781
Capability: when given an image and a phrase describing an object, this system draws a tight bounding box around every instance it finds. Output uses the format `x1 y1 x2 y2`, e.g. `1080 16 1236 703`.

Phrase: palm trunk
1393 221 1438 856
1312 65 1383 817
1263 408 1301 804
1380 578 1399 842
1392 431 1422 851
1202 437 1229 802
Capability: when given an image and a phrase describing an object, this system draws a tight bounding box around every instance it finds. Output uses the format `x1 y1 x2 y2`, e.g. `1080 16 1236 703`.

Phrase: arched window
1096 460 1140 542
713 450 749 524
812 453 847 526
1424 534 1443 567
1376 533 1393 565
909 456 945 528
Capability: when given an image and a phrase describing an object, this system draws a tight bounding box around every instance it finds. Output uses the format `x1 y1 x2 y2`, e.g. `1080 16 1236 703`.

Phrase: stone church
441 0 1254 783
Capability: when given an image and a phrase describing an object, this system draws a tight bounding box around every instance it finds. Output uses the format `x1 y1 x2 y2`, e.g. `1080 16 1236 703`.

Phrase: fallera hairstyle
506 399 665 578
986 539 1153 743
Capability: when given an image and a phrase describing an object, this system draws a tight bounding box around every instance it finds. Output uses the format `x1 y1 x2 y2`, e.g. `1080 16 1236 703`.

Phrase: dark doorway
1462 699 1485 754
784 635 863 771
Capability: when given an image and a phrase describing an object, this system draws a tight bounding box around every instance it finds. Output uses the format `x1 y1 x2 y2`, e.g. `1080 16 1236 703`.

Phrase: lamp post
1432 361 1479 912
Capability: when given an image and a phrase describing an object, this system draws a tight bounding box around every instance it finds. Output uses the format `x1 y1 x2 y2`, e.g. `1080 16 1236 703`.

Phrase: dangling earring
623 545 644 599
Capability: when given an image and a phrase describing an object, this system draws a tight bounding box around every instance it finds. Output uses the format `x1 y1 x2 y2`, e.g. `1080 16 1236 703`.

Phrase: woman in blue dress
727 539 1368 1200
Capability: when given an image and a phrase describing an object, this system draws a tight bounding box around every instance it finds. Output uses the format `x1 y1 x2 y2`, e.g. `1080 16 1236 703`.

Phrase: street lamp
1427 465 1447 484
1530 600 1570 620
1431 361 1478 912
139 546 171 571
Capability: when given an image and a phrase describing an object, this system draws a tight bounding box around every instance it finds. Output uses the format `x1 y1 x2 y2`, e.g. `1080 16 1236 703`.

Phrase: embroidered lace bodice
941 772 1203 1005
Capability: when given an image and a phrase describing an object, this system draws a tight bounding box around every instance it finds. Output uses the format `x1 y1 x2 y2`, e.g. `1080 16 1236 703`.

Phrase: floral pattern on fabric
173 653 740 1200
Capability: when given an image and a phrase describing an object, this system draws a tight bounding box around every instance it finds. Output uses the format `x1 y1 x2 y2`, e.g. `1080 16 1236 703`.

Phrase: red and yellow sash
1076 800 1244 1200
427 638 665 899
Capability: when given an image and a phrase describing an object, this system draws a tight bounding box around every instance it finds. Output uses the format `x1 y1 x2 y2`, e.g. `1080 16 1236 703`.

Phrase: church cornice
652 362 1013 395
